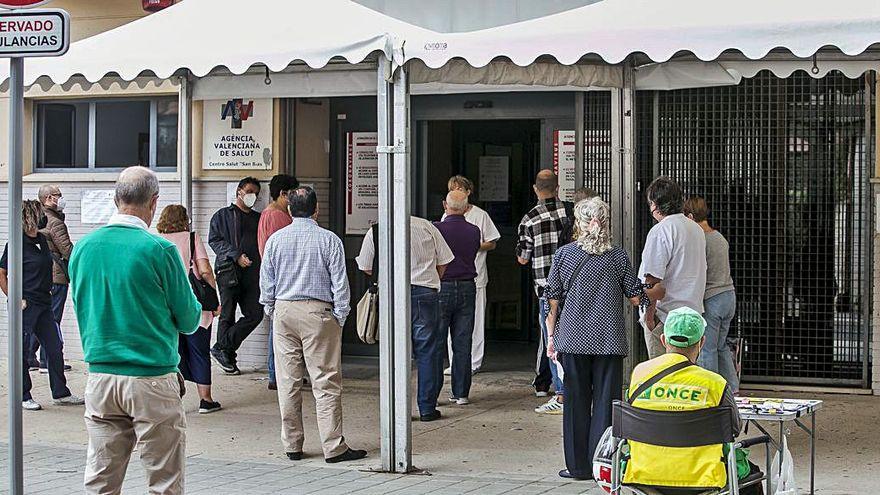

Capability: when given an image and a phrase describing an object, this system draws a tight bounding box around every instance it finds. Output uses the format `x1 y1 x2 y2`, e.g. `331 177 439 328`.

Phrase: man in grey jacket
35 184 73 373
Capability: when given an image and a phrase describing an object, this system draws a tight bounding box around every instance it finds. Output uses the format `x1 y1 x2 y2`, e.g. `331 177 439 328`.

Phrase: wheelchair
607 400 770 495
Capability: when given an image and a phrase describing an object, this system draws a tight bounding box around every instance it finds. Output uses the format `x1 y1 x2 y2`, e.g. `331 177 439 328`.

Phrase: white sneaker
448 397 470 405
443 367 451 376
534 396 563 415
22 399 42 411
54 394 85 406
471 367 481 375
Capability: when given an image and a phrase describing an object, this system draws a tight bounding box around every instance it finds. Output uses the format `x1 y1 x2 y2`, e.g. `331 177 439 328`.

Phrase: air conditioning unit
143 0 174 12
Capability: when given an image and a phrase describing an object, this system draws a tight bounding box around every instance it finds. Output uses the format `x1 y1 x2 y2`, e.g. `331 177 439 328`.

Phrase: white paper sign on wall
345 132 378 235
203 98 273 170
478 156 509 202
80 190 116 224
553 130 576 202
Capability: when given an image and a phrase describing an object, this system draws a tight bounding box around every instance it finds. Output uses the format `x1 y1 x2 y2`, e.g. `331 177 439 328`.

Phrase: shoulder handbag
214 207 242 289
50 252 70 279
188 232 220 312
558 251 590 315
357 225 380 344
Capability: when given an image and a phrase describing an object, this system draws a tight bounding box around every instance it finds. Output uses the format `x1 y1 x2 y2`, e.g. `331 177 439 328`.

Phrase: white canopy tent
405 0 880 68
4 0 880 488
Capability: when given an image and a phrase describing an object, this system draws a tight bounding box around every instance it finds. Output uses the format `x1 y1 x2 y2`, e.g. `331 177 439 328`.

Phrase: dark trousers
439 280 476 399
22 304 70 401
560 353 622 478
215 268 264 358
25 283 67 368
179 326 212 385
411 285 442 416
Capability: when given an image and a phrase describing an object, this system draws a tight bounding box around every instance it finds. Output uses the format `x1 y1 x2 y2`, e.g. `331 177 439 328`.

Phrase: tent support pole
391 58 413 474
619 62 638 377
178 74 194 215
377 54 413 474
7 56 24 495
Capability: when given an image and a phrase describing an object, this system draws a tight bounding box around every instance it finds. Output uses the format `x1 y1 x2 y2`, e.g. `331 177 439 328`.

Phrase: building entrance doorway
416 119 542 344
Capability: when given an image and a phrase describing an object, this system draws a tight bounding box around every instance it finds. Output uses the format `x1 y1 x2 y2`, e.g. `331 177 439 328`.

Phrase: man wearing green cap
623 306 746 489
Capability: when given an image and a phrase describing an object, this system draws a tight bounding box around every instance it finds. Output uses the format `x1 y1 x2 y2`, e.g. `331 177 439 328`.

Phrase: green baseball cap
664 307 706 348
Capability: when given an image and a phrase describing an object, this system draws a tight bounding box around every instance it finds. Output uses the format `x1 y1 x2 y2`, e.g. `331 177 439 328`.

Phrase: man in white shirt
639 176 707 359
356 217 454 422
444 176 501 374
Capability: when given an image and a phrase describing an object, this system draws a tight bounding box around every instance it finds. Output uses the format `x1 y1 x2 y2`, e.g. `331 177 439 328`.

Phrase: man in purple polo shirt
433 190 481 405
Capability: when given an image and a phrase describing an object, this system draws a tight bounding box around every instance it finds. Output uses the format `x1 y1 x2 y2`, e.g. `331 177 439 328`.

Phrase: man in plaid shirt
516 170 573 415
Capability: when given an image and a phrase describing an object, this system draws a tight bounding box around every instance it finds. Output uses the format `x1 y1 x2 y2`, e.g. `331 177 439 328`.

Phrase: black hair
237 176 261 192
646 176 683 216
287 186 318 218
269 174 299 200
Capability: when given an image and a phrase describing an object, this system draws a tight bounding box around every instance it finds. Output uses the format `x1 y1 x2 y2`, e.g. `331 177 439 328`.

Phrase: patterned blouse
544 244 644 356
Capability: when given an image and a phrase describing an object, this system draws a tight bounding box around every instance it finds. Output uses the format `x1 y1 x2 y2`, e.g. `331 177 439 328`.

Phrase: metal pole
376 56 395 472
7 56 24 495
391 60 412 473
621 64 638 373
178 75 193 215
574 92 585 193
810 413 816 495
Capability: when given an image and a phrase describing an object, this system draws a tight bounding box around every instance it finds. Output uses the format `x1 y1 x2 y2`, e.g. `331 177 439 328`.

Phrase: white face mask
242 192 257 209
55 197 66 211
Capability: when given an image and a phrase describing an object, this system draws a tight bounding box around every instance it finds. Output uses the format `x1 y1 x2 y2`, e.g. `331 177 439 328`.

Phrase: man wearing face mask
639 177 707 359
69 167 201 493
209 176 265 375
35 184 74 374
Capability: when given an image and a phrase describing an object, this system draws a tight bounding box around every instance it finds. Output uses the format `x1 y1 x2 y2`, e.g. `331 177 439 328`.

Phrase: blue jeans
535 297 564 395
699 290 739 391
268 319 276 384
439 280 476 399
411 286 443 416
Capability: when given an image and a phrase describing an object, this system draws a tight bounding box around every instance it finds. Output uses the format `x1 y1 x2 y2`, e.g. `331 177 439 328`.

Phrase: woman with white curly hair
544 196 664 480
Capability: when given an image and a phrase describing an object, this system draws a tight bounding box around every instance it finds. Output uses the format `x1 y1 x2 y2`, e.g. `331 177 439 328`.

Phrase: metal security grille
583 91 613 199
635 71 874 386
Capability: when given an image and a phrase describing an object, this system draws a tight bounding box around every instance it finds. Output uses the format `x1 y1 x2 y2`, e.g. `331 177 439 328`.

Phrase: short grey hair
37 184 60 203
115 166 159 208
445 190 468 213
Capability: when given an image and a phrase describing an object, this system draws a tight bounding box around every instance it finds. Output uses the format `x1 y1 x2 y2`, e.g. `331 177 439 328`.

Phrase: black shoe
420 410 442 422
198 400 222 414
268 382 277 391
286 452 303 461
558 469 591 480
210 347 237 374
63 364 72 371
325 448 367 464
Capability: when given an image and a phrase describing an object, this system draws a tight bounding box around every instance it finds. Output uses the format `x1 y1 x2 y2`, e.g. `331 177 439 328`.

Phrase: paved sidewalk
0 443 602 495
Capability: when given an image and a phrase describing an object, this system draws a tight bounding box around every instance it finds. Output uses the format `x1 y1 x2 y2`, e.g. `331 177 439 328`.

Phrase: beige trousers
273 299 348 458
643 321 666 360
83 372 186 495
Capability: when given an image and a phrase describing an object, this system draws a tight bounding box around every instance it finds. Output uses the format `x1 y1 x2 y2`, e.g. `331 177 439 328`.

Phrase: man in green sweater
69 166 201 495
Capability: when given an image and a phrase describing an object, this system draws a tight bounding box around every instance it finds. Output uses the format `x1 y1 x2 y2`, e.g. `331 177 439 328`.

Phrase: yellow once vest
623 354 729 489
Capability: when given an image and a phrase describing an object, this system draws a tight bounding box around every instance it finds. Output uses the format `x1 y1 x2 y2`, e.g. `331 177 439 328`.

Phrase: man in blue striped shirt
260 186 365 464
